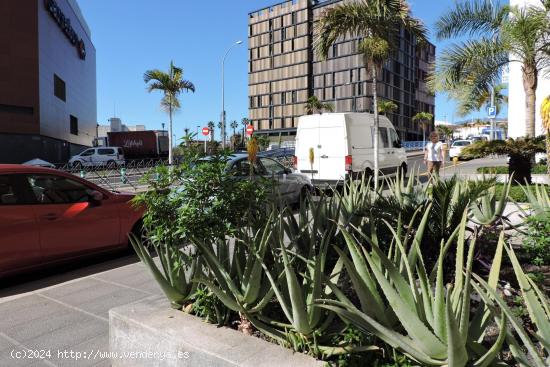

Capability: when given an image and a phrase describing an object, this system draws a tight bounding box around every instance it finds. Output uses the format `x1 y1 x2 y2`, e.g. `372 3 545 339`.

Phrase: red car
0 164 143 277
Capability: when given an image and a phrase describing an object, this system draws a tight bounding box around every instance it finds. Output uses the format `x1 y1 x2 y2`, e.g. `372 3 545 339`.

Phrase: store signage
44 0 86 60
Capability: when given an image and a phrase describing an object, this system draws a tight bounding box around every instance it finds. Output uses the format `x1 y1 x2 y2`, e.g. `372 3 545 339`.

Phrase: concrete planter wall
109 296 323 367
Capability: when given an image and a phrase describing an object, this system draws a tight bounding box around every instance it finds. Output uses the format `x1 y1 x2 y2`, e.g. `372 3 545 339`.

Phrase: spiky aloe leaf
334 241 389 325
472 275 547 367
445 289 468 367
472 313 507 367
129 234 193 307
356 238 448 357
316 300 444 366
505 244 550 349
433 242 447 344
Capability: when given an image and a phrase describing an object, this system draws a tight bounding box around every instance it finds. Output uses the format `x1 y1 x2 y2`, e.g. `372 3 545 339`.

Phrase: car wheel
107 160 117 169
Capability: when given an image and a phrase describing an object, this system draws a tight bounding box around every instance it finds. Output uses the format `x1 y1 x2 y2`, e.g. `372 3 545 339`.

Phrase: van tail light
292 156 298 169
345 155 352 171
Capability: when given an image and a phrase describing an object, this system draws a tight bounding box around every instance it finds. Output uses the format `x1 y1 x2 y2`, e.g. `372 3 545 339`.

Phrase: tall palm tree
435 0 550 138
316 0 427 188
412 112 434 146
144 61 195 165
230 120 239 149
241 118 250 146
207 121 215 143
304 96 334 115
541 95 550 174
377 99 398 115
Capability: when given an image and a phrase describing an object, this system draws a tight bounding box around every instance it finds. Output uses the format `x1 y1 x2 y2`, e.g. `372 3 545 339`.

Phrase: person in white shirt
424 131 445 177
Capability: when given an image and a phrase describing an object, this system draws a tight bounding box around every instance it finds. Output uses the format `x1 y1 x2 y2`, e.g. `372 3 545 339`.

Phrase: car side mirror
89 190 104 205
284 168 292 174
393 140 402 148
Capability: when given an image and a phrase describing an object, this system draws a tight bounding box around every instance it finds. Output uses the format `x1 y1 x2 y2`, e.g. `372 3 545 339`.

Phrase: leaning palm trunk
372 65 380 190
523 65 538 138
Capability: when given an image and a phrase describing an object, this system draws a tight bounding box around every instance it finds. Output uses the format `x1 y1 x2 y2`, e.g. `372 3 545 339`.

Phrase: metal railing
58 159 173 192
402 141 426 151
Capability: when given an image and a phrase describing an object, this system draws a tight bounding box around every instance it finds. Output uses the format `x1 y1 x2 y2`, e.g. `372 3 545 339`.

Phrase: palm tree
230 120 239 149
144 61 195 165
304 96 334 115
240 118 250 148
541 95 550 174
207 121 215 143
377 99 398 115
412 112 434 146
435 0 550 138
437 125 454 142
316 0 427 188
453 84 508 117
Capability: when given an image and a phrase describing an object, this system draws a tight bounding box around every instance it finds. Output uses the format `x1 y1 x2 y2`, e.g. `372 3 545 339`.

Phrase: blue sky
79 0 505 140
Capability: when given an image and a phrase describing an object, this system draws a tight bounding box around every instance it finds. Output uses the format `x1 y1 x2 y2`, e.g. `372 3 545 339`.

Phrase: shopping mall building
0 0 96 164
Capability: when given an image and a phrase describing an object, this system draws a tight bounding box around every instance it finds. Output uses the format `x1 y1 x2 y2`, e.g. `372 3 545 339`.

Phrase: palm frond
436 38 508 97
435 0 507 40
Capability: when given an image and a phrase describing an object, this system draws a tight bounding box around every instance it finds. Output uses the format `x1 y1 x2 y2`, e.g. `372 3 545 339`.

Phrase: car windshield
453 141 470 147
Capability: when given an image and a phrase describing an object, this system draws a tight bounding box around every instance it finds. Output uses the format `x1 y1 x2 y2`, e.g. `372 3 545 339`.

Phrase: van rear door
296 116 321 178
318 123 346 182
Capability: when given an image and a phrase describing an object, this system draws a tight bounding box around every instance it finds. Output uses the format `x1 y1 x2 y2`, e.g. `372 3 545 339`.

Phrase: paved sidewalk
0 255 162 367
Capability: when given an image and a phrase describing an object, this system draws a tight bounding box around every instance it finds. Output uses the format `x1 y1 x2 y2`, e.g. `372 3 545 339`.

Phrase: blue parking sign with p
487 106 497 118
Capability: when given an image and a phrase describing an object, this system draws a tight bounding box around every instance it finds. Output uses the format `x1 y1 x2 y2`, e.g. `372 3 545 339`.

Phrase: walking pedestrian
424 131 445 177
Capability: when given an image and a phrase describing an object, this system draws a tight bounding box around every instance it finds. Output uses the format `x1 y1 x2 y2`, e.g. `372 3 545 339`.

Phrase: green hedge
477 164 548 174
495 183 550 202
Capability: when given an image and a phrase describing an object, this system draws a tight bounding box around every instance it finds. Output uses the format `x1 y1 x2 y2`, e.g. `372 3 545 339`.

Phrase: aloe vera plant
129 233 199 308
470 177 513 226
190 218 277 320
316 209 510 366
473 243 550 367
257 205 343 340
520 182 550 216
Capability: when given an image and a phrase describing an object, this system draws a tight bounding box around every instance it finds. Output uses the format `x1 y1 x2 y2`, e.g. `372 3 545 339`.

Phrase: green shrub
494 183 550 203
477 164 547 174
524 213 550 266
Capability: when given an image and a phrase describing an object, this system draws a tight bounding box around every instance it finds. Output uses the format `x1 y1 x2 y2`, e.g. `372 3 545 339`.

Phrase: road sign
201 127 210 136
487 106 497 118
246 125 254 136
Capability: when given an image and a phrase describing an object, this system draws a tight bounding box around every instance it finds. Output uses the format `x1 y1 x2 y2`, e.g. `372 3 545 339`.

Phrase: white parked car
69 147 125 168
294 113 407 187
448 140 472 160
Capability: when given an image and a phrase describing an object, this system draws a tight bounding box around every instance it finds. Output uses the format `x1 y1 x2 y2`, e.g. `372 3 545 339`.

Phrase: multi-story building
97 118 147 138
0 0 96 164
248 0 435 141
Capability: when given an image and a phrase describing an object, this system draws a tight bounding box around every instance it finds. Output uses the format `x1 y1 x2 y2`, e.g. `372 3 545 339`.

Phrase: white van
69 147 125 168
293 113 407 187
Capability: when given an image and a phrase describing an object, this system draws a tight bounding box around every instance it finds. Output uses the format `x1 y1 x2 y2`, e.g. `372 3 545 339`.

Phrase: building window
332 44 338 58
281 92 286 105
292 91 297 103
54 74 66 102
281 28 286 40
292 12 297 25
70 115 78 135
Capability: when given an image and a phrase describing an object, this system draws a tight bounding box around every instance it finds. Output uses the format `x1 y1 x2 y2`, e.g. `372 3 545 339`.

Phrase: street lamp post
221 40 243 149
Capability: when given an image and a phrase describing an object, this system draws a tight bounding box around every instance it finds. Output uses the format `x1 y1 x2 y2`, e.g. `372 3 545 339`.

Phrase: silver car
201 154 313 206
